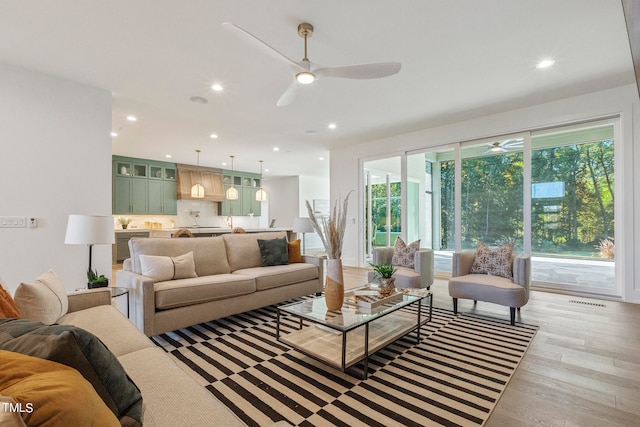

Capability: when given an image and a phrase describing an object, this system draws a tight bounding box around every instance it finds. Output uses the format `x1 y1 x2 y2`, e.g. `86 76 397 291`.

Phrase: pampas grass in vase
306 191 352 311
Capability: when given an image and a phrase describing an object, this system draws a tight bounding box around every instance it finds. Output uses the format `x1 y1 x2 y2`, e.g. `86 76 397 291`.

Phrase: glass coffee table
277 287 432 379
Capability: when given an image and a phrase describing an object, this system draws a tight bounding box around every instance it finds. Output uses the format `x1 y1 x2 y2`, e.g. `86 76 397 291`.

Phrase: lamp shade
191 183 205 198
292 217 314 233
226 186 239 200
64 215 115 245
255 188 267 202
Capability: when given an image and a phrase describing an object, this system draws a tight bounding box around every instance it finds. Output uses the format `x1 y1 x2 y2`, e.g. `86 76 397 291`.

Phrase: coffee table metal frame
276 290 432 379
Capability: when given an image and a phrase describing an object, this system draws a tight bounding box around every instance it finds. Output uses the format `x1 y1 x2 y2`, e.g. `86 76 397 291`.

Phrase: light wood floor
114 264 640 425
343 266 640 427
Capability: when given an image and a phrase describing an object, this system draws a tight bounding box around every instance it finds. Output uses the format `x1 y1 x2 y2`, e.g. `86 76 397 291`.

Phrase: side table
110 287 130 318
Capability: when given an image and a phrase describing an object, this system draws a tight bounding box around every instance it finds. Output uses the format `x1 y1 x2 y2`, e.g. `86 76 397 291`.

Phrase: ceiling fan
222 22 402 106
483 138 524 154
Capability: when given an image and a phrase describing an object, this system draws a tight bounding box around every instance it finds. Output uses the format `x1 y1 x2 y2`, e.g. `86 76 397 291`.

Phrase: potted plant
118 217 132 230
87 268 109 289
370 262 397 297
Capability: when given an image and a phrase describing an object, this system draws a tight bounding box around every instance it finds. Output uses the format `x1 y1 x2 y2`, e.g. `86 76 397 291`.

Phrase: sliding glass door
363 157 401 260
530 122 615 292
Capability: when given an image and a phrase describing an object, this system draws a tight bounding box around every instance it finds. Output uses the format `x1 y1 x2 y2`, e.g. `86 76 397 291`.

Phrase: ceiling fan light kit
223 21 401 106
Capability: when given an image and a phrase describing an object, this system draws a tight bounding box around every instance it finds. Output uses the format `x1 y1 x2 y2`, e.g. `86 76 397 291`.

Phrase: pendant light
226 155 239 200
255 160 267 202
191 149 205 198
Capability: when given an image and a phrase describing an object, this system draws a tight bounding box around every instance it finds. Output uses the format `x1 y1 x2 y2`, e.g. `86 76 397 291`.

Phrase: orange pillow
288 240 302 263
0 284 20 318
0 350 120 426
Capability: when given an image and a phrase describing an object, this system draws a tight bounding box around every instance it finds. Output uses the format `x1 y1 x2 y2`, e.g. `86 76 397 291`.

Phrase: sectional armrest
116 269 156 336
67 288 111 313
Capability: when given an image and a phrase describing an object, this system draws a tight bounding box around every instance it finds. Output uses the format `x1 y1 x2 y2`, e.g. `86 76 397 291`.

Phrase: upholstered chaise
448 250 530 325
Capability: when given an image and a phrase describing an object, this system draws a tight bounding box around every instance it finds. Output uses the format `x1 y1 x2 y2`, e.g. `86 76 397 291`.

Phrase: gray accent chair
367 247 434 289
448 251 531 325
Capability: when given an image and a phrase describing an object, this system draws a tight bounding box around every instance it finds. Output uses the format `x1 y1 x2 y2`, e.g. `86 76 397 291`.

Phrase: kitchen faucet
226 215 233 229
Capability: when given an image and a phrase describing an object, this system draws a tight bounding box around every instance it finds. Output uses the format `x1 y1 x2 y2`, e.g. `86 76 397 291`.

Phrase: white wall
331 84 640 303
0 63 112 294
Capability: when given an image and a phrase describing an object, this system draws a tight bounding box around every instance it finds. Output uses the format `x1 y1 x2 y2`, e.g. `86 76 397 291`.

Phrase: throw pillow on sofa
139 251 198 282
13 270 68 325
0 283 21 318
0 350 120 427
0 318 143 427
288 239 302 263
257 237 289 266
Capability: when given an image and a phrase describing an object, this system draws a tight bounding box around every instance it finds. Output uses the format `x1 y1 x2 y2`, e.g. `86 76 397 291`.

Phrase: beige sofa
117 231 324 336
2 288 245 427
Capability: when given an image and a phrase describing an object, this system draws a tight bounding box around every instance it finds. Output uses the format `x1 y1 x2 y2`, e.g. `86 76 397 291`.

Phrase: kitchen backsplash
113 200 267 230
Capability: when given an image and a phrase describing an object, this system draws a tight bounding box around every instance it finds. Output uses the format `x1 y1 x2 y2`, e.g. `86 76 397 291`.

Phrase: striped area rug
152 301 537 427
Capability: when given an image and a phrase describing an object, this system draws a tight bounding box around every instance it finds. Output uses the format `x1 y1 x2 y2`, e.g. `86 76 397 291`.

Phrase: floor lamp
64 214 115 274
293 217 314 254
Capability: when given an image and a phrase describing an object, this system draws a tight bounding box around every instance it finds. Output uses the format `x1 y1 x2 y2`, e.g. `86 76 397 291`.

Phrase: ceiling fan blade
276 80 300 107
314 62 401 79
222 22 303 71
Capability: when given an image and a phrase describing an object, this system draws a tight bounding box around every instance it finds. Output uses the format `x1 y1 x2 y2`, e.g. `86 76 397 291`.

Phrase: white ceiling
0 0 635 178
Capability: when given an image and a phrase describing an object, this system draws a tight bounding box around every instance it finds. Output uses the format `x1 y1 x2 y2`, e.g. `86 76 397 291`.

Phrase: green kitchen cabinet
220 171 262 216
148 162 177 215
113 156 177 215
114 175 148 214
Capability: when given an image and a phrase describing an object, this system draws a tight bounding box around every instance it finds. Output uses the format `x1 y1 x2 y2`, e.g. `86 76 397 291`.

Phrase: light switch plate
0 216 27 228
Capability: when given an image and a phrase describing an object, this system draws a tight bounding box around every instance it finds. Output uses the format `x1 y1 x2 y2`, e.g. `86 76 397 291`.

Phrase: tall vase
325 258 345 311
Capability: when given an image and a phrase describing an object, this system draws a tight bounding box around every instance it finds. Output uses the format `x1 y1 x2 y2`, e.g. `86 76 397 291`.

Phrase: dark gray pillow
257 237 289 266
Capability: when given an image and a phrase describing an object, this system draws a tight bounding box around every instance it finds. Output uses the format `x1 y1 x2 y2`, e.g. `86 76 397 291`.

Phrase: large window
361 119 618 296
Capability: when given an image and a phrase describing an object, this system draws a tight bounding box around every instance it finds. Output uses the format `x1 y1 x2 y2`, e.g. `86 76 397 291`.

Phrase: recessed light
165 154 172 158
222 162 227 166
536 59 555 69
190 96 208 104
110 132 118 137
126 115 137 122
211 83 224 92
328 123 337 129
319 157 324 161
210 133 218 139
273 147 280 151
265 169 270 172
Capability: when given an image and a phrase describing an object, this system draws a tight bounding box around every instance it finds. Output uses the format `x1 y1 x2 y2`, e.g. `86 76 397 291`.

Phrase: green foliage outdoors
440 139 614 258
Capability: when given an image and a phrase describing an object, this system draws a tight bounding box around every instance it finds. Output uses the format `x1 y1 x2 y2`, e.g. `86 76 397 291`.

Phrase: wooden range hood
176 164 225 202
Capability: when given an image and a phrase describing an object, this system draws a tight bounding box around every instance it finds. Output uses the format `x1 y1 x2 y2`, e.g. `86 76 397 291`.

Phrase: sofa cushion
139 251 198 282
13 270 68 325
470 241 514 278
58 305 155 357
0 283 21 318
154 274 256 310
233 263 319 291
118 347 245 426
0 319 143 426
223 231 287 272
0 350 120 427
392 237 421 269
129 236 230 277
257 237 289 266
0 394 26 427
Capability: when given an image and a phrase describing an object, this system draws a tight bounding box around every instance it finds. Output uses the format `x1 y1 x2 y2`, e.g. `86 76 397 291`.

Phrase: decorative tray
344 288 403 312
